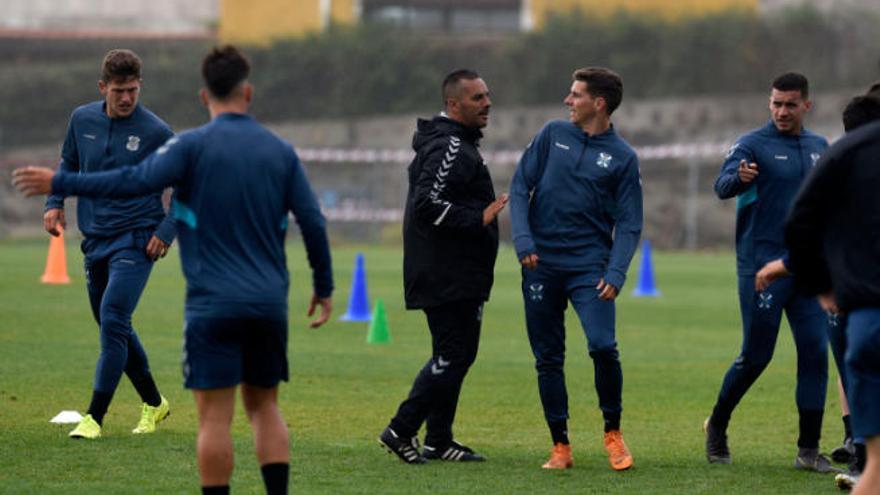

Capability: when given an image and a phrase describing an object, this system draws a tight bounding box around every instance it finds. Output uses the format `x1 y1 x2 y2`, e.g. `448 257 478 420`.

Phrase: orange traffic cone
41 226 71 284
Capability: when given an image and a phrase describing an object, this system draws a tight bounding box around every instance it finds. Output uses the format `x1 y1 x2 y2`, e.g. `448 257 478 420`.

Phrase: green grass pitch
0 239 847 494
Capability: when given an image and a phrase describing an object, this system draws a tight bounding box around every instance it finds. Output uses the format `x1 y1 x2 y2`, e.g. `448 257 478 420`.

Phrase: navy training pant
715 275 829 419
84 230 156 397
845 308 880 440
522 265 622 424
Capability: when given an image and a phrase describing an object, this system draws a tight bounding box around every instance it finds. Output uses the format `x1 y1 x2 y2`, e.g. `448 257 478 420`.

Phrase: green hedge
1 6 878 148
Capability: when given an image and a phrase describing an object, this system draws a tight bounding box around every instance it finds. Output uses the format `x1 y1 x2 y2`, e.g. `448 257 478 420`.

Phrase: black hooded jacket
785 119 880 312
403 115 499 309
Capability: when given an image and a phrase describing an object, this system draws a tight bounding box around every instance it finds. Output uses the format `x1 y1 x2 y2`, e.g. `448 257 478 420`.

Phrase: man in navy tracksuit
509 67 643 471
379 69 508 465
46 49 176 439
16 46 332 495
704 72 838 473
753 92 880 484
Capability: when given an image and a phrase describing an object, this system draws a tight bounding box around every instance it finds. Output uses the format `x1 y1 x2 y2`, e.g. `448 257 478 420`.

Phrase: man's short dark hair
867 80 880 97
842 95 880 132
101 49 142 82
202 45 251 100
772 71 809 98
442 69 480 107
572 67 623 115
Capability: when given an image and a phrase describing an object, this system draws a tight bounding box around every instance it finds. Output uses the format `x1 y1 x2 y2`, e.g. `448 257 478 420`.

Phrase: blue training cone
631 240 660 297
340 252 372 321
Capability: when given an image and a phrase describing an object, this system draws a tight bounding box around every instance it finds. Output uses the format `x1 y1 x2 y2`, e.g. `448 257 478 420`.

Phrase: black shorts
183 316 289 390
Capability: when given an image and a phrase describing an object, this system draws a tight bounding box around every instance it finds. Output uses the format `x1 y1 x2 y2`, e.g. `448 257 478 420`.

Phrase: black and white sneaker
423 440 486 462
835 471 860 491
794 447 845 474
703 417 731 464
379 427 427 464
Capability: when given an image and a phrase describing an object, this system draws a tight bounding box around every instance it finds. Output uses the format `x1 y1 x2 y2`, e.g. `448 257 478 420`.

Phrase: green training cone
366 299 391 344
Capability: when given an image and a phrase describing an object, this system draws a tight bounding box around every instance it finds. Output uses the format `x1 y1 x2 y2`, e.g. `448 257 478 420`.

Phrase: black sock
130 374 162 407
842 415 852 440
797 408 824 449
202 486 229 495
87 390 114 425
261 463 289 495
548 420 569 445
603 412 621 433
710 401 732 432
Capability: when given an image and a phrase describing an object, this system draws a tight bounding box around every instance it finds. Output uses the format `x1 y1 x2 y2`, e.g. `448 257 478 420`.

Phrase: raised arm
51 136 188 199
715 141 757 200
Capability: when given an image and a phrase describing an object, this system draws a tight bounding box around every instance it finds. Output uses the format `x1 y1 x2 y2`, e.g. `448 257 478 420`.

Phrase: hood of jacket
412 115 483 152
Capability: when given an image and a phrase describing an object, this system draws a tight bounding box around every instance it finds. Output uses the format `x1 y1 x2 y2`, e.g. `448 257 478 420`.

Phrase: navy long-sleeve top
509 120 643 290
45 101 177 244
52 112 333 321
714 121 827 276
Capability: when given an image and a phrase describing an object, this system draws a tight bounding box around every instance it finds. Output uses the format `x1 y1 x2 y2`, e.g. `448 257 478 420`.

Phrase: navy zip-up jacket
509 120 643 290
45 101 177 244
715 121 827 276
51 113 333 321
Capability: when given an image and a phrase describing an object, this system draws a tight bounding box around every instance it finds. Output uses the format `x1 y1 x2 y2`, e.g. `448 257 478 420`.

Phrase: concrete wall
267 88 852 247
0 89 857 248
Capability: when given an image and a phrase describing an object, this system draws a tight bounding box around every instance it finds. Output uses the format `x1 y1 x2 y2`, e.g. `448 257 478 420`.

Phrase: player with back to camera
14 45 333 495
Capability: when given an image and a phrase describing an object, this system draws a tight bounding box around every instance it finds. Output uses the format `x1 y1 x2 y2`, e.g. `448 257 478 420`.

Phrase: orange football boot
542 442 573 469
604 430 633 471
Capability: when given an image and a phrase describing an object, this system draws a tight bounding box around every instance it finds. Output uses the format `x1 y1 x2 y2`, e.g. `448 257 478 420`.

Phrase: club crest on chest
126 135 141 152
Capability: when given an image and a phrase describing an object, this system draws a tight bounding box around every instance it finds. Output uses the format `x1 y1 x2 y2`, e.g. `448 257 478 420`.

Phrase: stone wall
0 89 858 247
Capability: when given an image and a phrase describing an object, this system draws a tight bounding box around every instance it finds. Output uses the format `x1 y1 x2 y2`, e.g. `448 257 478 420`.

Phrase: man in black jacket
785 115 880 495
379 69 508 464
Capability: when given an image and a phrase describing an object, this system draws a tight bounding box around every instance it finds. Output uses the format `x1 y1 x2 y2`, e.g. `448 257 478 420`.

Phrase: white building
0 0 217 36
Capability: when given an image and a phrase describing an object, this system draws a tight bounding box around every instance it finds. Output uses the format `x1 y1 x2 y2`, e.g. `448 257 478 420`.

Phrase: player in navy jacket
509 67 642 471
704 72 838 473
44 49 176 440
16 46 331 495
753 92 880 481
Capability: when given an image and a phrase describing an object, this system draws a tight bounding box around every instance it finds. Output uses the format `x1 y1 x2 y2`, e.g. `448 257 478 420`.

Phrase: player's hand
596 278 619 301
755 258 789 292
482 193 509 226
737 160 759 183
520 253 539 270
307 294 332 328
818 292 839 314
12 166 56 196
43 208 66 237
145 235 170 261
